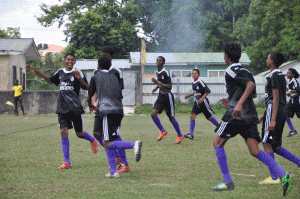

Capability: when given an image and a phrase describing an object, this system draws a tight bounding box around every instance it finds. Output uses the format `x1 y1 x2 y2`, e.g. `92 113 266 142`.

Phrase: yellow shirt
12 85 23 97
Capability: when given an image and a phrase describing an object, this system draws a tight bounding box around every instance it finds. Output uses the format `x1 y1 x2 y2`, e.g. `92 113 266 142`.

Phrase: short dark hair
288 68 299 79
157 56 165 63
98 57 111 70
270 52 285 68
193 69 200 75
101 46 114 56
64 53 75 59
223 43 241 63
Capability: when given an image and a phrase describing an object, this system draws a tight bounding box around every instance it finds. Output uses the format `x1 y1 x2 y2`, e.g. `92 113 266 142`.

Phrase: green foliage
26 53 64 90
0 27 21 38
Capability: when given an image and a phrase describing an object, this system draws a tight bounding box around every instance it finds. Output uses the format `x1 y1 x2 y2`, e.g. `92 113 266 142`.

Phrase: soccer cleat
105 172 120 178
117 163 130 173
57 162 72 170
175 135 184 144
90 138 98 154
258 176 280 184
282 171 294 196
184 133 194 140
157 131 168 141
287 130 297 137
134 140 142 162
108 157 122 170
211 181 234 191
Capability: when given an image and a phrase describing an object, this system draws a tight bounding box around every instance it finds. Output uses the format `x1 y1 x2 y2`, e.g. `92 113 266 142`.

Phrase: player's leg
19 98 25 115
203 98 219 127
58 114 72 169
73 114 98 154
115 136 130 173
185 113 196 140
14 97 18 116
151 96 167 140
286 101 297 137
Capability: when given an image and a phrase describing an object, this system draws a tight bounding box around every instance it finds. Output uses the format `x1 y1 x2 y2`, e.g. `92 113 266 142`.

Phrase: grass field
1 113 300 198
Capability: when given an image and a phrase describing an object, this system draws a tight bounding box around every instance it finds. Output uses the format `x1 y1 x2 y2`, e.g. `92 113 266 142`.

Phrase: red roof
42 44 65 52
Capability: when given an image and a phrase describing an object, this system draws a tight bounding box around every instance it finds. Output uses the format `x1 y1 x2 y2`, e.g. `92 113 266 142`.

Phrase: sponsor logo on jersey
269 136 273 139
162 76 164 79
70 76 74 82
197 86 199 90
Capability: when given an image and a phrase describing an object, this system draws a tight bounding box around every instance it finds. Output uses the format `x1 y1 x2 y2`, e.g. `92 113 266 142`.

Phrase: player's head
14 79 19 86
101 46 114 61
287 68 299 79
63 53 76 71
223 43 241 65
192 69 200 80
267 52 285 68
98 57 112 70
156 56 165 68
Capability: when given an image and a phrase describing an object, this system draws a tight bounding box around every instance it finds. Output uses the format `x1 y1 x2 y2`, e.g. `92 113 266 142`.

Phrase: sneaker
287 130 297 137
105 172 120 178
134 140 142 162
282 171 294 196
90 138 98 154
57 162 72 170
259 176 280 184
108 157 122 170
117 163 130 173
157 131 167 141
175 135 184 144
184 133 194 140
211 181 234 191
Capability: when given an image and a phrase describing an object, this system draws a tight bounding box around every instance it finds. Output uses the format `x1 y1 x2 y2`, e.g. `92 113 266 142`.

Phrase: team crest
162 76 164 79
197 86 199 90
70 76 74 82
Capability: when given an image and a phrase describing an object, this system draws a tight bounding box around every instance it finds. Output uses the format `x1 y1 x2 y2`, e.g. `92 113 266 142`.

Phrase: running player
87 57 142 178
151 56 184 144
184 69 219 140
26 53 98 169
211 44 293 197
285 68 300 137
9 79 25 116
258 52 298 189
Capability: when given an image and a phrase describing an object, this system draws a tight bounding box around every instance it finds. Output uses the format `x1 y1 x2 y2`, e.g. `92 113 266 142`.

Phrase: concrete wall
0 91 87 115
0 55 10 91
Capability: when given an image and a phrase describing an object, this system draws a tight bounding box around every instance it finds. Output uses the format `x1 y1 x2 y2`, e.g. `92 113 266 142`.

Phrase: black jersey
156 68 172 94
222 63 259 125
192 78 211 100
88 70 123 117
50 68 88 115
264 69 286 105
288 78 300 98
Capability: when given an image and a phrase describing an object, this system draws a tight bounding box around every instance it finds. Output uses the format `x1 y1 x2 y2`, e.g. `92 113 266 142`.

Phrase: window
208 70 226 77
171 70 192 78
13 66 17 83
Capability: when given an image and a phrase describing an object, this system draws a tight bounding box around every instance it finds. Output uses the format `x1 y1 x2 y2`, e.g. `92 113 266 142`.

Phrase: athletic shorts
93 114 123 141
262 104 286 148
14 96 22 103
286 98 300 118
58 113 83 132
153 92 175 118
215 121 261 143
191 98 214 119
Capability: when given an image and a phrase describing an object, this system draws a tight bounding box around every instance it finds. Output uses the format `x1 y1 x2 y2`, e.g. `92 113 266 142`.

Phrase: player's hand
259 115 264 123
152 78 159 85
198 98 204 104
184 95 189 99
287 93 291 97
88 104 98 113
152 89 156 94
253 93 257 98
25 64 36 73
232 104 242 118
73 70 81 80
219 98 229 107
268 120 276 131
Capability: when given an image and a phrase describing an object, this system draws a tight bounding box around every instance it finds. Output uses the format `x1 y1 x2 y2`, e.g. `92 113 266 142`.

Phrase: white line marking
230 173 256 177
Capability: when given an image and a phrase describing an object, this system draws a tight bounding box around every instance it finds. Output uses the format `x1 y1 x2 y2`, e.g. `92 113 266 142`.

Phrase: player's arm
87 77 97 113
152 85 159 94
268 88 279 131
74 70 89 90
184 93 194 99
26 64 52 83
198 92 209 104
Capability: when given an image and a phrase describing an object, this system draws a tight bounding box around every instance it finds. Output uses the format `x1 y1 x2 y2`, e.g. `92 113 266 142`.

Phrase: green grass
1 113 300 198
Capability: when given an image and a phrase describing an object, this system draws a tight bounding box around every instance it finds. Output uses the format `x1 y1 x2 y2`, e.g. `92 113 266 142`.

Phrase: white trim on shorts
103 115 109 141
262 103 272 143
216 122 229 136
168 92 175 117
204 98 214 116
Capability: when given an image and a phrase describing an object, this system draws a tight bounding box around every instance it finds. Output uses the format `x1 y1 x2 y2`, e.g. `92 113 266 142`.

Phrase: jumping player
151 56 184 144
211 43 293 197
285 68 300 137
184 69 219 140
9 79 25 116
87 57 142 178
258 52 298 189
26 53 98 169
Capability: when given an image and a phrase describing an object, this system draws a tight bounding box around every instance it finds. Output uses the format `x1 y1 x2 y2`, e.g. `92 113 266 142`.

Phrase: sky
0 0 68 47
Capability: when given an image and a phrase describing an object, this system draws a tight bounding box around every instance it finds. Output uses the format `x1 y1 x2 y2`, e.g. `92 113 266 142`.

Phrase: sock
268 152 278 180
152 117 165 132
110 141 135 150
215 147 232 183
83 131 95 142
276 147 300 167
114 136 123 157
286 117 296 131
105 148 117 174
95 135 104 147
256 150 286 178
171 118 182 137
210 117 220 126
190 120 195 135
61 137 71 165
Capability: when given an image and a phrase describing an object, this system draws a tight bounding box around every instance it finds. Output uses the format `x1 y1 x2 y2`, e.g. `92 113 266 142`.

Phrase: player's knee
190 115 196 120
169 116 175 122
103 141 110 149
151 112 157 118
93 132 101 138
76 131 84 138
60 128 68 138
207 116 212 121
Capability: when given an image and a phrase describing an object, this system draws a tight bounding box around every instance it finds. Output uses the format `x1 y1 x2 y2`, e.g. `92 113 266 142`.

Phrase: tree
0 27 21 38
